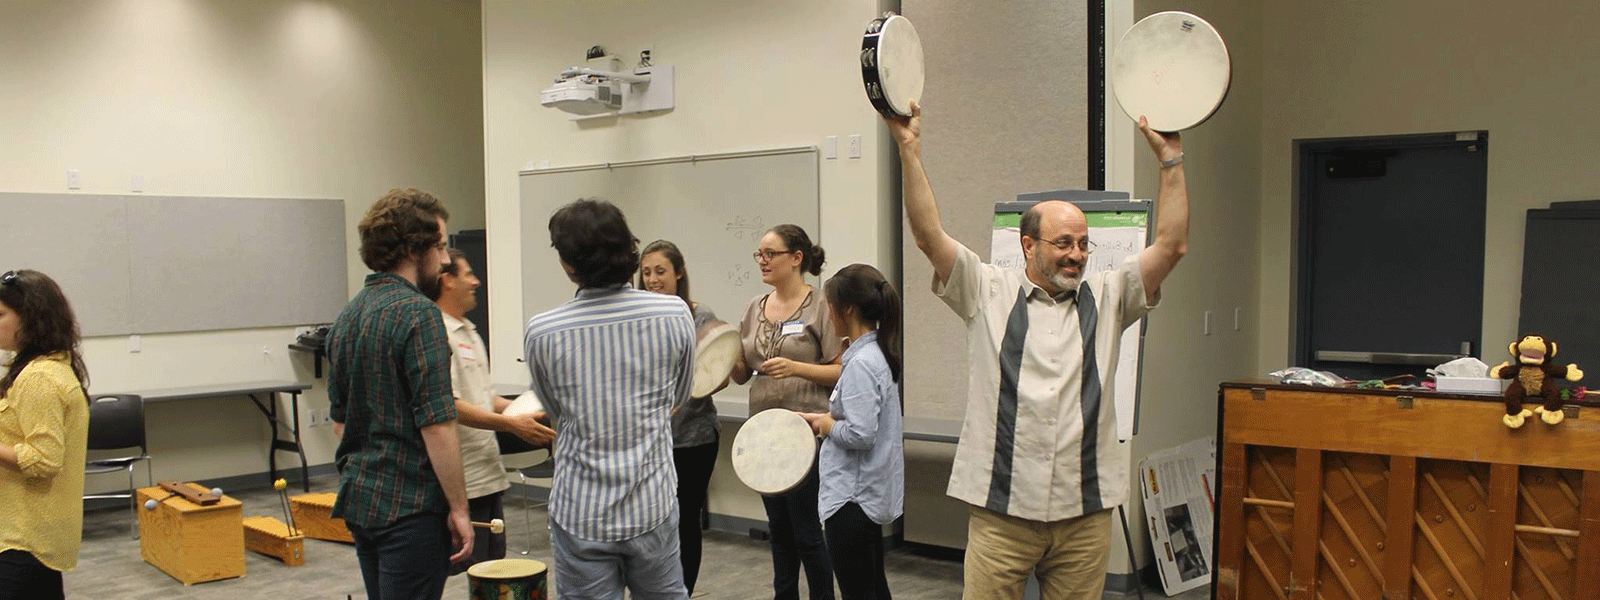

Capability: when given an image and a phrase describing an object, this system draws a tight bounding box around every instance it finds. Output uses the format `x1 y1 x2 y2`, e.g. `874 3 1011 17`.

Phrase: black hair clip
0 271 16 286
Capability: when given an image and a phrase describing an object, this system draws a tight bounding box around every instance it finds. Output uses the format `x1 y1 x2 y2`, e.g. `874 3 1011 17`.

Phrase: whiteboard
991 196 1150 442
519 148 821 337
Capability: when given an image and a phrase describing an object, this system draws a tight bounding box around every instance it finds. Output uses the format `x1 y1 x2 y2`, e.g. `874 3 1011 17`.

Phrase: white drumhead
1110 11 1231 132
691 323 740 399
732 409 816 495
876 15 924 117
504 391 544 417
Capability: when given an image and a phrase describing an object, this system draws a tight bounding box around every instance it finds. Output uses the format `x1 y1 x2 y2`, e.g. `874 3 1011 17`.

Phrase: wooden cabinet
1216 382 1600 600
135 484 245 585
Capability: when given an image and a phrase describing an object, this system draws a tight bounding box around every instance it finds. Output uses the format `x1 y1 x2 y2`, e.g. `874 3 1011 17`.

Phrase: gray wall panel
0 193 132 336
0 192 345 336
899 1 1092 550
901 1 1091 423
126 196 347 333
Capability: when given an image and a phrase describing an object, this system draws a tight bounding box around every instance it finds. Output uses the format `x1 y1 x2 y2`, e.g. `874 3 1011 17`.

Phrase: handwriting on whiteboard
726 264 753 287
726 215 766 241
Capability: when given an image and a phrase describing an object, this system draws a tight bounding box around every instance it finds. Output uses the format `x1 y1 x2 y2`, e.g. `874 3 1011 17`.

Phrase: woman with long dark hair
800 264 904 600
0 269 90 600
637 239 723 595
731 224 840 600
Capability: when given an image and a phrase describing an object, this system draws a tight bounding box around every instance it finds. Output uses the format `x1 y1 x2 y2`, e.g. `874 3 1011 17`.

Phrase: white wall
1254 1 1600 373
482 0 896 522
0 0 485 488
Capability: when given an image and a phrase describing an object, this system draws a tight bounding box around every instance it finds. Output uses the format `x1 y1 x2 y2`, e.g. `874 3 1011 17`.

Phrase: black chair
82 394 152 538
496 431 553 555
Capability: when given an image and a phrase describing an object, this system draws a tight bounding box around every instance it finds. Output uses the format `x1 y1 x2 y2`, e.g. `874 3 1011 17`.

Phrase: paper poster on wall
991 203 1149 441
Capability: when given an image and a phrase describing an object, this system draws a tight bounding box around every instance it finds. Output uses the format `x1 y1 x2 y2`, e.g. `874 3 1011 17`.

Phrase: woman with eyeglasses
0 270 90 600
730 224 841 600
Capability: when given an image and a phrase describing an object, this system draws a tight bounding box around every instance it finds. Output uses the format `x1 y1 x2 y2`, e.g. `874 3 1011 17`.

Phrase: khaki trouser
963 505 1113 600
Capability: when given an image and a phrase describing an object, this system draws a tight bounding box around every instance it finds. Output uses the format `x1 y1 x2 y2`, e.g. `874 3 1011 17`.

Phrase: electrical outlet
848 134 862 159
131 174 144 193
66 169 81 190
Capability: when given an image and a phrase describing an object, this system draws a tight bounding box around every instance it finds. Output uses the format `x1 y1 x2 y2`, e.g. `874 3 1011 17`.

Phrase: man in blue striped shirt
524 199 695 600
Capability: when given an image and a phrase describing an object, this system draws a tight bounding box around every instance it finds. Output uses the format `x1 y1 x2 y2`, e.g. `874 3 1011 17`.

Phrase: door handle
1314 350 1462 365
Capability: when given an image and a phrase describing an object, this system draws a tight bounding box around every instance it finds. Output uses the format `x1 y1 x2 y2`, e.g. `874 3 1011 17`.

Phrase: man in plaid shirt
328 188 472 600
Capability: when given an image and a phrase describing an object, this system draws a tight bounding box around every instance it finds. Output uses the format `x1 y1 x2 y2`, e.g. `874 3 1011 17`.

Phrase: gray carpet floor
68 475 1206 599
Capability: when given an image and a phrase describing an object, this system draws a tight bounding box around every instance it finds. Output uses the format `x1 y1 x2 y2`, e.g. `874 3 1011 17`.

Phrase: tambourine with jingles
860 13 924 118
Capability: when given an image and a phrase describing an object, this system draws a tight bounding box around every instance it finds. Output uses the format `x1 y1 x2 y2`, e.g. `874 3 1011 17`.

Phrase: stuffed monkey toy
1494 335 1584 428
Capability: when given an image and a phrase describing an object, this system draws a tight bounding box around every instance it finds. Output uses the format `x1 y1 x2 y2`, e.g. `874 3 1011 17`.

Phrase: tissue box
1435 376 1508 395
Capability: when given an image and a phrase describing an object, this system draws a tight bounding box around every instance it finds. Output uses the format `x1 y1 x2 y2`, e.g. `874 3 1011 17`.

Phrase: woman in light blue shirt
800 264 903 600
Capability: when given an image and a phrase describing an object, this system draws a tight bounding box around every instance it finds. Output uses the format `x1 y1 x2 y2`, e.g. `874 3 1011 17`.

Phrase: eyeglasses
0 271 16 286
1032 237 1096 254
752 249 796 264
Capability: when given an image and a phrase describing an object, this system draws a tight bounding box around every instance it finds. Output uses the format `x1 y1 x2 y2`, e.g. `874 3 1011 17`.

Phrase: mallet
471 518 505 534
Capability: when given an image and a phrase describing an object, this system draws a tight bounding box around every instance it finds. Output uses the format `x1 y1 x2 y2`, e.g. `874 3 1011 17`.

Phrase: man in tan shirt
433 249 555 573
886 102 1189 599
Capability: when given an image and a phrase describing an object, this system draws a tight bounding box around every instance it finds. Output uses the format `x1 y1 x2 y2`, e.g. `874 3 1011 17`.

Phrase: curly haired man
327 188 473 600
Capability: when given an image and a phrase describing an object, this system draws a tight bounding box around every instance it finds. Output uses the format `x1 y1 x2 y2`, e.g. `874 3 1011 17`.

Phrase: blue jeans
347 512 452 600
549 510 688 600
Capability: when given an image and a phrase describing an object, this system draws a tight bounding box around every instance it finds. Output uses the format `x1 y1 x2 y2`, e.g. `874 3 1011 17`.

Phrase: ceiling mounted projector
540 74 622 115
539 62 675 119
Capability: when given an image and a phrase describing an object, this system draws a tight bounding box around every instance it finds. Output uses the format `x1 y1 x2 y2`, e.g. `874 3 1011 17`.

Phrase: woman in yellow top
0 269 90 600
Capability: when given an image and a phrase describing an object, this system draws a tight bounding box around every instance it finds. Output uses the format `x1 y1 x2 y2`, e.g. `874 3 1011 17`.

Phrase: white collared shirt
935 242 1156 521
443 312 510 499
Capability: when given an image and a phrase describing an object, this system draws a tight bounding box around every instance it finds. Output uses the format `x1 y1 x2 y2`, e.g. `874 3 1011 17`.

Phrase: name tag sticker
456 343 476 361
780 320 805 337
